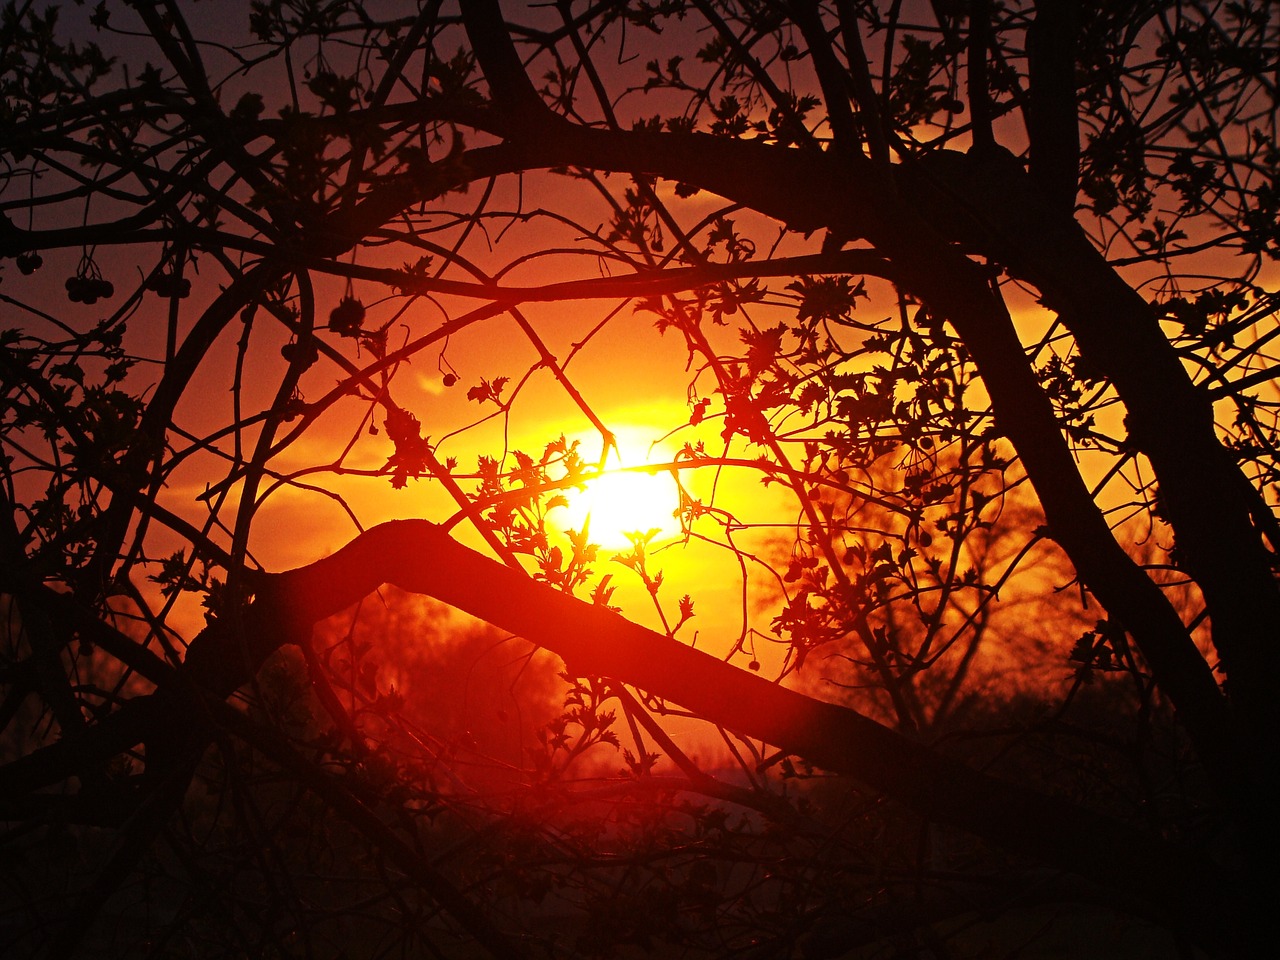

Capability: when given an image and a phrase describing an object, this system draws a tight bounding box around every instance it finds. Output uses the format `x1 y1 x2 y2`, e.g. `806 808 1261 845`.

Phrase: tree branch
1026 0 1080 214
263 520 1229 944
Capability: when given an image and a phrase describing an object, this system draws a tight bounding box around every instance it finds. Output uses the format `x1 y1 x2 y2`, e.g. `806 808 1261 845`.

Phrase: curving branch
448 3 1260 829
261 522 1228 944
0 519 1234 944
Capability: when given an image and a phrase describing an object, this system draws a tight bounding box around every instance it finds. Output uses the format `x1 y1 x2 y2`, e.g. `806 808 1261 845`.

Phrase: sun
555 441 681 550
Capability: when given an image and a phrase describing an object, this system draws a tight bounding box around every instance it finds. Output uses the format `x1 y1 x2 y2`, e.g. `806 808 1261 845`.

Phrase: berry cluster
65 273 115 304
16 253 43 274
329 296 366 337
146 271 192 298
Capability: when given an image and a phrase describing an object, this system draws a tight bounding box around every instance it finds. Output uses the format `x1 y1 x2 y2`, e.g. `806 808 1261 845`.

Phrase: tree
2 1 1277 956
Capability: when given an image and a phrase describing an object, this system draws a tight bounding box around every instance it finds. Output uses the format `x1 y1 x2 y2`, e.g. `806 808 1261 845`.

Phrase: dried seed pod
329 297 366 337
281 339 319 369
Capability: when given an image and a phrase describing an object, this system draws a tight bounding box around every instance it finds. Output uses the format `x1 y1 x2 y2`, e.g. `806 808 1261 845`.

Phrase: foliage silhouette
2 1 1278 957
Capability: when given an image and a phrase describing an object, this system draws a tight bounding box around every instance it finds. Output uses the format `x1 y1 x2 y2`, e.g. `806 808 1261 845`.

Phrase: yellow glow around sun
555 434 681 549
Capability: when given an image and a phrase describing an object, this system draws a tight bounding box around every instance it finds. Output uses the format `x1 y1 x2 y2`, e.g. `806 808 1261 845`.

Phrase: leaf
382 404 431 487
591 574 618 610
466 376 509 405
786 275 867 323
678 594 695 620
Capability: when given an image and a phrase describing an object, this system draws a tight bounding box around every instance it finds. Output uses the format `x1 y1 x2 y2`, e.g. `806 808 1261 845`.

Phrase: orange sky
8 1 1269 732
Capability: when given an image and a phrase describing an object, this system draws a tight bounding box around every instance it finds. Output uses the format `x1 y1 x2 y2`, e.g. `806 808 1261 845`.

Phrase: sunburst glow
557 459 680 550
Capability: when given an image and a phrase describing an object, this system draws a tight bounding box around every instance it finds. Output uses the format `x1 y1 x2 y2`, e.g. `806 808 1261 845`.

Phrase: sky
6 0 1261 725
